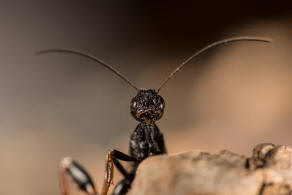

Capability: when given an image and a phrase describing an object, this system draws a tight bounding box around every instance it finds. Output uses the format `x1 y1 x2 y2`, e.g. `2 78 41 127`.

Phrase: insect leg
111 179 131 195
112 158 134 181
111 149 137 161
101 150 137 195
58 151 136 195
59 157 98 195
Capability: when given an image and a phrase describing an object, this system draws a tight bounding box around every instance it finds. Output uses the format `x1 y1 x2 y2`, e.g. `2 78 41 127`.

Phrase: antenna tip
240 36 274 43
262 37 273 43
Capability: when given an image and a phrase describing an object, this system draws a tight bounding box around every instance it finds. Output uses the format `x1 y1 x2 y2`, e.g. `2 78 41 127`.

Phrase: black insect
36 37 272 195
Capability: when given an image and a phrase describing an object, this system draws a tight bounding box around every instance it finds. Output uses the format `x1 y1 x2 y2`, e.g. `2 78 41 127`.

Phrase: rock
128 143 292 195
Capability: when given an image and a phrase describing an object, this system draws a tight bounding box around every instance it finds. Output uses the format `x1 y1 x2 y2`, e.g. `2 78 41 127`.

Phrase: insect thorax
129 122 166 162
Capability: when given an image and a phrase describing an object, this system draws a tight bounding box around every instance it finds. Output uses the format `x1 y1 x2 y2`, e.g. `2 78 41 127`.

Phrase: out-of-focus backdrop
1 1 292 194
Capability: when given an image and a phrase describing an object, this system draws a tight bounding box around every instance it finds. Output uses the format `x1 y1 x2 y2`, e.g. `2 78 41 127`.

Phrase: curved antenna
157 36 273 93
36 49 139 92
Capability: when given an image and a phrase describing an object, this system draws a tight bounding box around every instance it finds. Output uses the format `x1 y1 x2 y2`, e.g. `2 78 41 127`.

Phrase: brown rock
128 144 292 195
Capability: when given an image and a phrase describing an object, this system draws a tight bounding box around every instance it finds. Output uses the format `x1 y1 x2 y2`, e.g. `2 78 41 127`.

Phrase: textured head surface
130 89 165 122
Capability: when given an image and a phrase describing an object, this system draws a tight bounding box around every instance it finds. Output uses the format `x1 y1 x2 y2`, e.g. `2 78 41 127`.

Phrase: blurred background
1 1 292 194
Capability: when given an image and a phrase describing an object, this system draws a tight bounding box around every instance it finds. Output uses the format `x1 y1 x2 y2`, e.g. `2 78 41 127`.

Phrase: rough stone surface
128 143 292 195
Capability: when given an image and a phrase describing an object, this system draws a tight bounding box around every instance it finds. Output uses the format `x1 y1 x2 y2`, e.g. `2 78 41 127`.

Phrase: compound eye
132 101 137 108
157 96 164 108
131 99 139 110
159 103 164 110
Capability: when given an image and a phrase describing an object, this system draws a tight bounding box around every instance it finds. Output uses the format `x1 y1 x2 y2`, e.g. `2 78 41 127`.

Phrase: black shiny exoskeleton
36 36 272 195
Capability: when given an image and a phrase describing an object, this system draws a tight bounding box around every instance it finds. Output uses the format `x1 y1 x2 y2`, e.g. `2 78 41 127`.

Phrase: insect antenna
36 49 139 92
157 36 273 93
